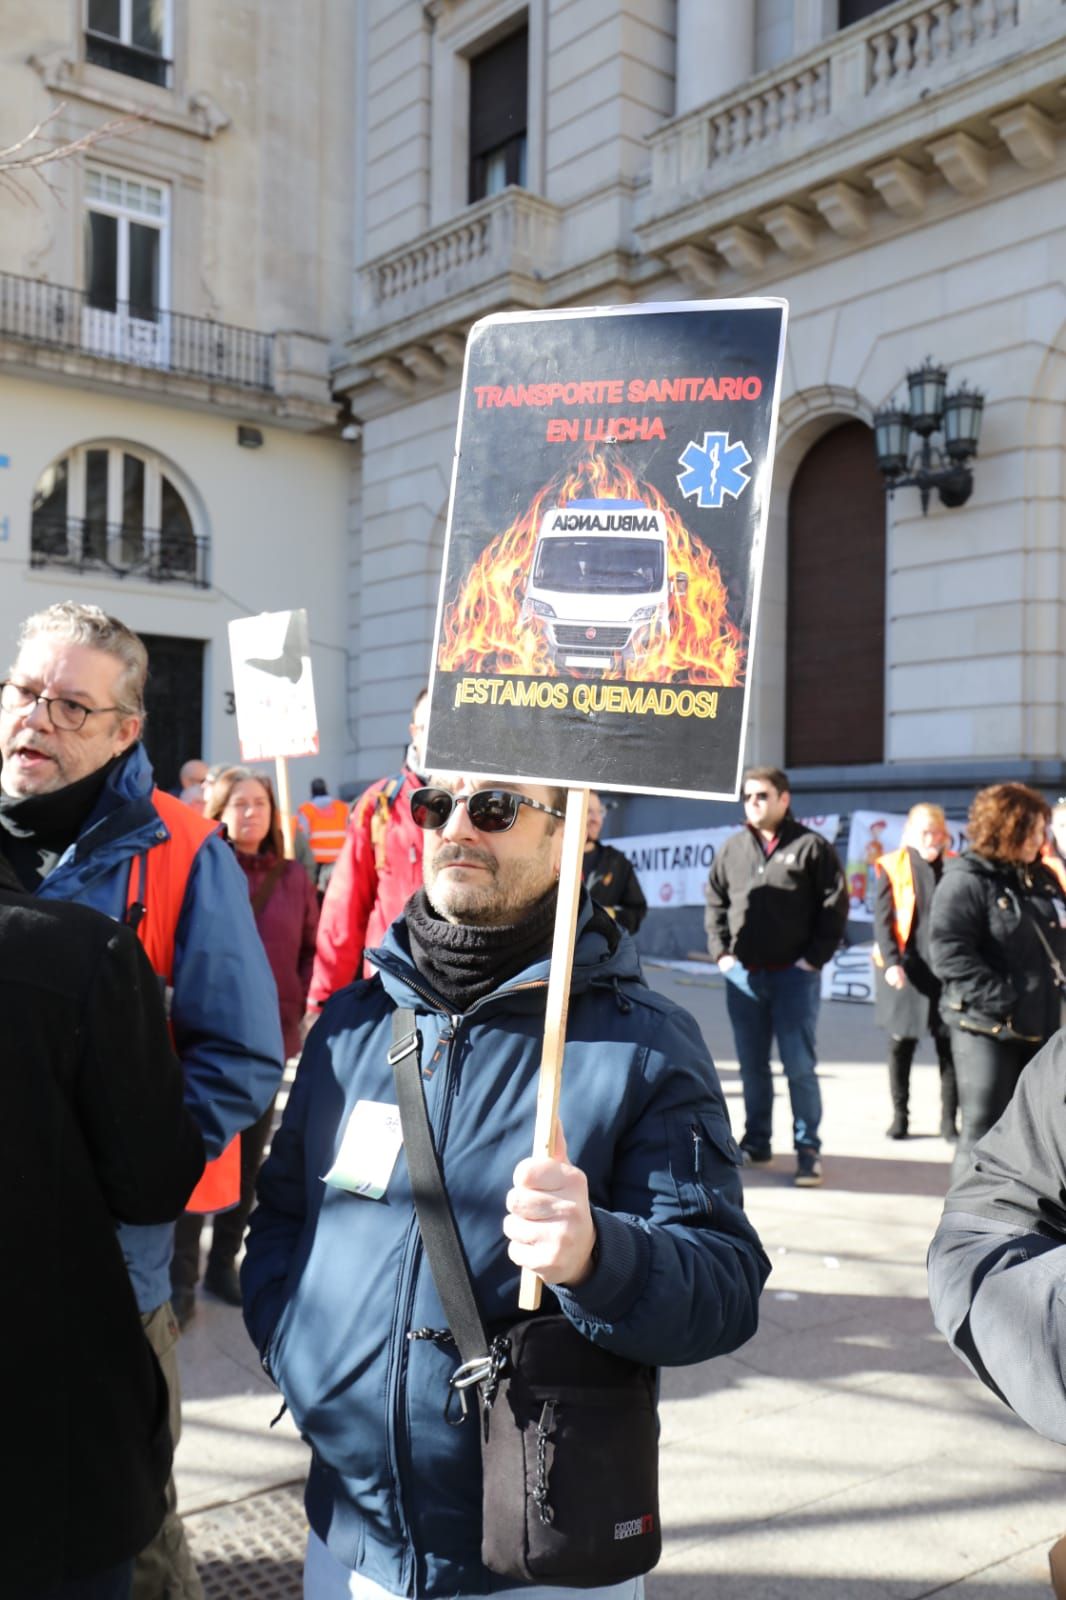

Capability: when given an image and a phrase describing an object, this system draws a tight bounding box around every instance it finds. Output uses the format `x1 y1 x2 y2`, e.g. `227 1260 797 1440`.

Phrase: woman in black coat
929 783 1066 1183
0 854 204 1599
873 803 957 1141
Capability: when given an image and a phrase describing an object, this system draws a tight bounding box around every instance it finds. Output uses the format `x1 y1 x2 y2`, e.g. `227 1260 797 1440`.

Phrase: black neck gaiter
404 886 558 1012
0 756 120 888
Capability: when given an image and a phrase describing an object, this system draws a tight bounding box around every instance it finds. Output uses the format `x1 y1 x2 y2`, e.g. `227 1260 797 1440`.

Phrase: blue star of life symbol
676 432 752 509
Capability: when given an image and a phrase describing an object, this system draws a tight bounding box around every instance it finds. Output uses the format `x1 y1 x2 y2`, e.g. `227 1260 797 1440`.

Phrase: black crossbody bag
389 1009 661 1589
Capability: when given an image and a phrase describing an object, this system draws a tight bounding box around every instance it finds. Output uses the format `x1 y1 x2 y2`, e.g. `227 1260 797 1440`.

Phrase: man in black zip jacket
0 851 205 1598
705 765 847 1187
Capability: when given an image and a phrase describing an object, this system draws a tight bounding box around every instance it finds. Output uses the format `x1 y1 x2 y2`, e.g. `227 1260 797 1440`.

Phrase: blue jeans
724 963 823 1153
40 1561 133 1599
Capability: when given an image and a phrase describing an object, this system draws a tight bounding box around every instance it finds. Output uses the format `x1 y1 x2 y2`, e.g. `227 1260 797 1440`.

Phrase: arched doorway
786 419 885 766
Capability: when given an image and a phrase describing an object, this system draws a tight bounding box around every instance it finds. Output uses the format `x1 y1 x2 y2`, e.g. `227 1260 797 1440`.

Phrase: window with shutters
785 420 886 766
469 26 528 203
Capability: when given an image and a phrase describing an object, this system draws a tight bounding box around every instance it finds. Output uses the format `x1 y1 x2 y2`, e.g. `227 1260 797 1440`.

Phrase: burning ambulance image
520 498 687 673
437 451 745 687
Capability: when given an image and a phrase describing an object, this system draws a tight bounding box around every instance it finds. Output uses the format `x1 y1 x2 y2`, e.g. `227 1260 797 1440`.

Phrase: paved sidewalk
176 970 1064 1597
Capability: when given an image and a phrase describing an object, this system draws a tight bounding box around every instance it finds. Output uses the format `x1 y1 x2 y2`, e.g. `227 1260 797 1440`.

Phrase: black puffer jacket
928 851 1066 1043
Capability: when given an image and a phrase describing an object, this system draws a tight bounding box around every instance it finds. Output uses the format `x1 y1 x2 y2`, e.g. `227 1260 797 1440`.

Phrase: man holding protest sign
705 765 848 1187
243 769 770 1598
243 300 787 1594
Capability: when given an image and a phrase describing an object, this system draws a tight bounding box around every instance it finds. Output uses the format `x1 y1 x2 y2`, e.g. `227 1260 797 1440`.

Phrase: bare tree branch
0 102 149 210
0 103 146 173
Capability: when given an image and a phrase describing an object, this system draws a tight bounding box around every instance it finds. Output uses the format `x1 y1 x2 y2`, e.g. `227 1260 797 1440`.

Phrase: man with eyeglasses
705 764 848 1188
0 601 284 1600
243 771 770 1600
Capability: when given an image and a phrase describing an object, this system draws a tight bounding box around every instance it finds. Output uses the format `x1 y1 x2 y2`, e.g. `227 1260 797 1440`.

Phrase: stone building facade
0 0 354 791
342 0 1066 828
2 0 1064 817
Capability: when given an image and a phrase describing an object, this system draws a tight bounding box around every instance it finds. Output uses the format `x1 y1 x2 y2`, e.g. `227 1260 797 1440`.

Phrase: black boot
886 1037 915 1139
170 1211 204 1330
936 1029 959 1140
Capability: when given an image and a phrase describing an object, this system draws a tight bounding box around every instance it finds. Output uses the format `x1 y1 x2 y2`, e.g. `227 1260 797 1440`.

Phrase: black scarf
0 756 120 889
404 886 558 1012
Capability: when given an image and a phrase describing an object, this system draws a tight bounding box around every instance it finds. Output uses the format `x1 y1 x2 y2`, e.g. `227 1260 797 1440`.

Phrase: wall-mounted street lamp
873 359 984 514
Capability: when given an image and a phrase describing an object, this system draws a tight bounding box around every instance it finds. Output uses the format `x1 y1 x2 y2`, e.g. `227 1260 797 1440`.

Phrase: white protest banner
820 942 876 1004
228 609 319 762
610 814 840 910
846 809 966 921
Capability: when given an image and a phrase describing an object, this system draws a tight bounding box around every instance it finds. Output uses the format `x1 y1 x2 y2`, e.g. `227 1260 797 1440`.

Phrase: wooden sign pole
519 784 590 1312
274 755 295 859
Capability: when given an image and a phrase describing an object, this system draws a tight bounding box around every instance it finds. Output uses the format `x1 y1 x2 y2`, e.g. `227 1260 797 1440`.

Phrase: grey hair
16 602 148 721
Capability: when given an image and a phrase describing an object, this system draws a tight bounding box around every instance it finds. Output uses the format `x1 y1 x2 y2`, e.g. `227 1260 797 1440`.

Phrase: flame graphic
437 451 745 685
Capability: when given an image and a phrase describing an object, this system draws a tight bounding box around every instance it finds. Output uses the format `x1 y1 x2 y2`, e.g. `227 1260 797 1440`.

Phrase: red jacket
309 767 424 1005
238 852 319 1057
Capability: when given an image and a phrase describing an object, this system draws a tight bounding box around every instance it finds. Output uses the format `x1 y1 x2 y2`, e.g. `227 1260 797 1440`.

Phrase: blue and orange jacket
34 742 284 1312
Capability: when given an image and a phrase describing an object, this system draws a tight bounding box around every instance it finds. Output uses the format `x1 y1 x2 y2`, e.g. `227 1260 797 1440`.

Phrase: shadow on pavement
742 1152 951 1198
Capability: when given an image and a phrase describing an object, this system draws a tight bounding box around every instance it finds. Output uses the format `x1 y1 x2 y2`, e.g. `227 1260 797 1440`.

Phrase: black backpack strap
389 1009 504 1421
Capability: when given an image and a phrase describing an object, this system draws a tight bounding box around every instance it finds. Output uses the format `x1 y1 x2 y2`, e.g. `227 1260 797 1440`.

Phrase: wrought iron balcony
0 271 274 391
30 516 209 588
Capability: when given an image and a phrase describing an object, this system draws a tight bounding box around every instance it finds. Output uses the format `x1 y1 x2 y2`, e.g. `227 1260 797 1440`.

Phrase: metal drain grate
189 1481 306 1598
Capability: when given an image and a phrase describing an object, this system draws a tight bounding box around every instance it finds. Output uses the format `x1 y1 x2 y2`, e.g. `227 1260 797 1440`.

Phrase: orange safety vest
872 844 954 966
125 790 241 1214
297 797 349 865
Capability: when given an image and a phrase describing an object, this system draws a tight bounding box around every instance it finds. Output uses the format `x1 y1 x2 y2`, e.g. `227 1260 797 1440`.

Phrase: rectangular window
469 26 528 204
83 166 169 366
128 222 160 322
85 210 118 312
86 0 170 86
121 452 146 565
84 449 110 563
30 459 69 558
838 0 897 26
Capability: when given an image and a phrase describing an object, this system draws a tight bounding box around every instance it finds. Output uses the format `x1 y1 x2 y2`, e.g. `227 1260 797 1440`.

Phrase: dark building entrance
139 632 205 792
786 420 886 767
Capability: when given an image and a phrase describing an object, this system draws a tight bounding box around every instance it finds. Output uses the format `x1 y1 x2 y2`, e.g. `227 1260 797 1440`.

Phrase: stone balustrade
357 187 562 329
645 0 1033 212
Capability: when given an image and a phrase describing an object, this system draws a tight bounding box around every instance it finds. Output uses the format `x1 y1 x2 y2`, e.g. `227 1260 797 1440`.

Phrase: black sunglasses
411 786 566 834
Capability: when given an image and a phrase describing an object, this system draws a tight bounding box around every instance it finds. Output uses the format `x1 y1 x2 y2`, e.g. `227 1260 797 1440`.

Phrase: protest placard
228 608 319 855
228 609 319 762
423 302 788 1305
424 300 788 801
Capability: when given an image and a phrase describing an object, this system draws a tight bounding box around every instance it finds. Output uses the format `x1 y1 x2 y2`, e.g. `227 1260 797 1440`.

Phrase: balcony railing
643 0 1030 217
0 272 274 391
84 29 172 87
356 187 562 332
30 517 209 588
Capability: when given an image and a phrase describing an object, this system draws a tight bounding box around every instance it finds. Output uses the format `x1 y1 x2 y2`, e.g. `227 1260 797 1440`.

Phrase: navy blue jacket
243 901 770 1597
32 742 284 1311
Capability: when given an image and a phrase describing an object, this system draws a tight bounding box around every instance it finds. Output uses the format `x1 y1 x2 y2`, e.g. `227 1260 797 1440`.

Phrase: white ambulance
521 498 685 672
